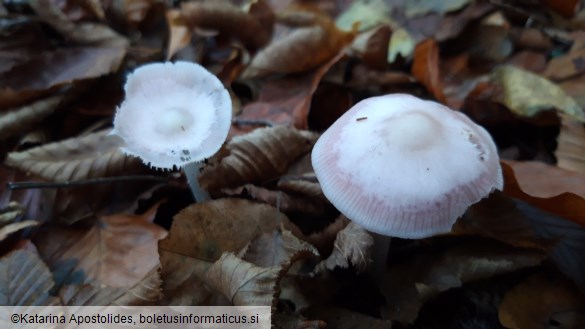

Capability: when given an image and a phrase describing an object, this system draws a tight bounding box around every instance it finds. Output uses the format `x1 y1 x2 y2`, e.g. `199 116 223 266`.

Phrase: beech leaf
0 247 59 305
318 222 373 273
492 65 585 121
205 252 281 306
34 206 167 288
200 126 318 191
0 95 63 140
555 114 585 175
5 130 142 182
158 198 293 305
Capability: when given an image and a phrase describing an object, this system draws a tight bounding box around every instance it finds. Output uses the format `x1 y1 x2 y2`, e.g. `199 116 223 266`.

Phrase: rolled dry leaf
205 252 281 306
199 125 318 191
317 222 373 273
180 0 274 49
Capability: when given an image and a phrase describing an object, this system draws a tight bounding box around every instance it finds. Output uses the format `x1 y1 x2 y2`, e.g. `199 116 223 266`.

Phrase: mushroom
112 61 232 202
311 94 503 272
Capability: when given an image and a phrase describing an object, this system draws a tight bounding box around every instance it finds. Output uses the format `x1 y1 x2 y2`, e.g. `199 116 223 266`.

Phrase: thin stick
7 175 169 190
183 162 210 203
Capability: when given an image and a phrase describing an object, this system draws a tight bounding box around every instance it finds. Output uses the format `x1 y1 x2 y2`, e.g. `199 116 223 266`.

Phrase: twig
7 175 169 190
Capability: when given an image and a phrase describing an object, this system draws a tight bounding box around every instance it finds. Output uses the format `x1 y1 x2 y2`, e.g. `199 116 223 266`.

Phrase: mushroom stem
370 232 391 281
183 161 210 203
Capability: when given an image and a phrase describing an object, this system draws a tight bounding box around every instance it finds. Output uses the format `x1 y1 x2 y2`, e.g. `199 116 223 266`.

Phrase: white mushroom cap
112 61 232 169
311 94 503 239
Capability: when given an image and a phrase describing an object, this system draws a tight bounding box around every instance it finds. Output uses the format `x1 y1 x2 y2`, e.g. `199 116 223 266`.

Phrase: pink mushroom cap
112 61 232 169
311 94 503 238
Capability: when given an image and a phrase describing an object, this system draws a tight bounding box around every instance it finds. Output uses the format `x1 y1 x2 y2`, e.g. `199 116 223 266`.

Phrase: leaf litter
1 0 585 328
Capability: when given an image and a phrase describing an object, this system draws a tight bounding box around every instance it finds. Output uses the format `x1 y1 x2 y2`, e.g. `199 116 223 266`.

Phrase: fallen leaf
165 9 192 60
0 220 39 242
499 271 585 329
556 114 585 174
242 14 354 78
335 0 395 32
205 252 281 306
388 28 416 63
380 238 546 324
0 246 59 305
403 0 473 18
412 39 447 103
501 160 585 227
544 48 585 81
34 205 167 288
0 95 63 141
158 198 292 305
502 160 585 198
491 65 585 122
318 222 373 273
242 228 319 268
5 130 142 182
200 126 317 192
0 47 126 92
58 267 162 305
235 51 344 132
180 0 274 50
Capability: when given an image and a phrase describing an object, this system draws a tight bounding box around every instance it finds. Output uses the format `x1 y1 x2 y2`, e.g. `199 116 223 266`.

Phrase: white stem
183 162 210 203
370 232 391 281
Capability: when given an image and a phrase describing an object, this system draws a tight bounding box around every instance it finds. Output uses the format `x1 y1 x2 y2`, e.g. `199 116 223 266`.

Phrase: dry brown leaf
200 126 318 191
0 246 59 305
0 201 24 226
221 184 328 217
499 271 585 329
501 162 585 226
5 130 142 182
318 222 373 273
58 267 162 305
29 0 128 47
380 238 546 324
241 15 354 78
277 174 325 201
452 192 547 250
412 39 447 104
206 252 281 306
234 52 345 133
0 95 63 140
165 9 192 60
158 198 292 305
180 0 274 50
242 228 319 268
542 0 580 18
304 215 350 255
555 114 585 174
0 220 39 242
0 47 126 92
35 205 167 288
544 48 585 81
502 160 585 227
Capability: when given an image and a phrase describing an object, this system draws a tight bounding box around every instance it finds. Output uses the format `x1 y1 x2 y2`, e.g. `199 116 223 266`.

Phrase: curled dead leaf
200 126 318 191
501 160 585 227
491 65 585 122
412 39 447 104
0 220 39 242
180 0 274 49
158 198 294 305
206 252 281 306
242 15 355 78
318 222 373 273
555 114 585 174
5 130 142 182
241 228 319 269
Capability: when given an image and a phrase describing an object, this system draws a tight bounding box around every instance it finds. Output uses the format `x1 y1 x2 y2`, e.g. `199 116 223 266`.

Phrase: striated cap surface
311 94 503 238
